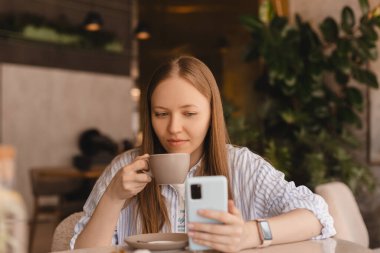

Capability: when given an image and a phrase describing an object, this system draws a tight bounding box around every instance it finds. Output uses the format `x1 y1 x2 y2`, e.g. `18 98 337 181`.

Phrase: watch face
260 221 273 240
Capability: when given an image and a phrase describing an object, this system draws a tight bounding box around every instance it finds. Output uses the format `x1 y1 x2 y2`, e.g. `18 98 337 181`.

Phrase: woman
71 56 335 251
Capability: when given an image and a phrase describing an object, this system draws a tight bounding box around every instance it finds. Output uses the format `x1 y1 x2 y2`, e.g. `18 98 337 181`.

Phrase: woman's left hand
187 200 252 252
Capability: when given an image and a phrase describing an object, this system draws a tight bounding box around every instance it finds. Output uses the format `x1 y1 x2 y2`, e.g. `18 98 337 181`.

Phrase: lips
167 139 188 146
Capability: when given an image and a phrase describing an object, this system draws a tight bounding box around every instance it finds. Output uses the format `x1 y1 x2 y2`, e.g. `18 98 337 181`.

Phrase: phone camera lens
191 184 202 199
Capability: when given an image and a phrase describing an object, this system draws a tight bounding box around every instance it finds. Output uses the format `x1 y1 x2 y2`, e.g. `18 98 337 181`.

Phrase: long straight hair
137 56 232 234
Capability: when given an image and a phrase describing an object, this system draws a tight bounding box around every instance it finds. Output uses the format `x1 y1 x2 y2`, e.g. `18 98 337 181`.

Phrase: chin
165 147 191 154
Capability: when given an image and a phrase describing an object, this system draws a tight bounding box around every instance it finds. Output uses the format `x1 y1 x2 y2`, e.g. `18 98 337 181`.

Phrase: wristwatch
255 219 272 247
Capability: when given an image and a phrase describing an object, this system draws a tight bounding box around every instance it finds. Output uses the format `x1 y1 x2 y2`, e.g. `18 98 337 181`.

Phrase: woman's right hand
75 154 152 249
105 153 152 201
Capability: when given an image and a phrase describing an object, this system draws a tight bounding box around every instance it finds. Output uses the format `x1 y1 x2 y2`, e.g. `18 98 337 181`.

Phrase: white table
51 238 374 253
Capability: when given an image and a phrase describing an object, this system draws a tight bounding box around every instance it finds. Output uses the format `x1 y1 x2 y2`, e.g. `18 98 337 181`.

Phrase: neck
190 147 204 168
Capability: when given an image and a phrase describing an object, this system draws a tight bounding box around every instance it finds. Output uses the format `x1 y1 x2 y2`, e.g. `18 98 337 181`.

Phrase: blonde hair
137 55 232 233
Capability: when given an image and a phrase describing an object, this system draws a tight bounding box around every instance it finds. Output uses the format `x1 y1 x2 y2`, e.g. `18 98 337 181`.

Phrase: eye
154 112 168 118
184 112 197 117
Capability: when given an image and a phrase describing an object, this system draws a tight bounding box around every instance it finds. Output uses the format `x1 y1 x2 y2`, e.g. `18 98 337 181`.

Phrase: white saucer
125 233 188 251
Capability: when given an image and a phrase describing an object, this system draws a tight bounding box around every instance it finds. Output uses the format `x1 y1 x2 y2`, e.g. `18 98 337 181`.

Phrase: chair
51 211 83 252
315 181 380 252
29 167 85 252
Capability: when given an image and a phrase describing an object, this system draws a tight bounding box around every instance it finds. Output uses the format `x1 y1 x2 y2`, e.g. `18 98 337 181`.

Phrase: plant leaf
338 107 362 127
320 17 339 42
329 50 350 74
345 87 363 110
314 105 329 118
295 14 303 28
352 38 373 61
359 0 369 14
259 0 275 24
337 39 351 56
270 16 288 33
240 15 264 32
360 23 378 42
368 47 378 60
341 6 355 33
335 71 349 85
243 44 260 61
369 16 380 27
352 67 379 88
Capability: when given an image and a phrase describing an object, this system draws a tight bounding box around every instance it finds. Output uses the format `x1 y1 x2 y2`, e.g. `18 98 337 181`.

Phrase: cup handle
137 157 153 177
141 169 153 177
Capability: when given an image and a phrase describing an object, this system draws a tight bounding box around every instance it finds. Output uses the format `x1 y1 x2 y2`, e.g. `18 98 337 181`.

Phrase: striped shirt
70 145 336 249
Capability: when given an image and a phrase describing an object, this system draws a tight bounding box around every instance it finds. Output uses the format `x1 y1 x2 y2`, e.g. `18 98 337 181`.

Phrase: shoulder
226 144 266 167
226 144 280 177
110 147 141 169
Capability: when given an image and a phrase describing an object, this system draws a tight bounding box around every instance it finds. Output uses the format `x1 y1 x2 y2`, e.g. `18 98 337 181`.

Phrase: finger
196 209 239 224
122 170 151 183
188 222 242 236
136 183 150 193
121 172 151 188
135 154 150 163
188 231 234 245
130 183 149 193
122 182 149 195
191 238 239 253
127 159 149 172
136 153 150 159
139 169 153 177
228 200 242 218
133 173 152 183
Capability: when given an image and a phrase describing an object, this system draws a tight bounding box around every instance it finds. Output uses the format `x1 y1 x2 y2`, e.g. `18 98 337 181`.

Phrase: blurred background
0 0 380 252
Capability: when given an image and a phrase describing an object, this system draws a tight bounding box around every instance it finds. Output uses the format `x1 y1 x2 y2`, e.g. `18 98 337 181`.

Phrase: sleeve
254 159 336 239
69 149 138 249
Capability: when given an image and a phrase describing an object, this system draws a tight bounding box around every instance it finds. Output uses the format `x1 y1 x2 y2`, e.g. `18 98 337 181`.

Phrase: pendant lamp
83 11 103 32
134 22 151 40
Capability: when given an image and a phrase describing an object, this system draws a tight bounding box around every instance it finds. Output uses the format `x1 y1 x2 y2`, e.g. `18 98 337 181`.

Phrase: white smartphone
185 176 228 251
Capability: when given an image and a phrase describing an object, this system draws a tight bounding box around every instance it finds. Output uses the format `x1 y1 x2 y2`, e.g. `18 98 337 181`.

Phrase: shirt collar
188 155 203 176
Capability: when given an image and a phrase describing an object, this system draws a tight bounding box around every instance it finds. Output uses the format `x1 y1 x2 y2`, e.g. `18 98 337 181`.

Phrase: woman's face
151 76 211 166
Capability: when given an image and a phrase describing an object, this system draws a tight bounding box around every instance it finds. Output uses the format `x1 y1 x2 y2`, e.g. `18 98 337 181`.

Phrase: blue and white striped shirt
70 145 336 249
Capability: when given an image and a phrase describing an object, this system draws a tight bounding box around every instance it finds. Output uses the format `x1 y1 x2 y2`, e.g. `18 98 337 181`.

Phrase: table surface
32 166 104 179
51 238 374 253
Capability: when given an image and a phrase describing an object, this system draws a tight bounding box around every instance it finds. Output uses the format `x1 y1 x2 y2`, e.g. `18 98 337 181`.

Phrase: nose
168 114 182 134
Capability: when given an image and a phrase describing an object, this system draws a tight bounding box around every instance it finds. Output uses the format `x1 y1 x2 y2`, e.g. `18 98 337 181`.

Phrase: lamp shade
134 22 151 40
83 11 103 31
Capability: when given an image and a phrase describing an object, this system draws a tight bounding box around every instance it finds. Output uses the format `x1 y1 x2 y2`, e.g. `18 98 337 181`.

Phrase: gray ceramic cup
149 153 190 184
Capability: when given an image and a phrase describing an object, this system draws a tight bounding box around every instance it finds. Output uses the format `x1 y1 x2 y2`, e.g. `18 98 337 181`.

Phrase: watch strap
255 219 272 248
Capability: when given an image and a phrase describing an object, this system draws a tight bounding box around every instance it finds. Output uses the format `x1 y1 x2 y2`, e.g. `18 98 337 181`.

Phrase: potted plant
235 0 380 192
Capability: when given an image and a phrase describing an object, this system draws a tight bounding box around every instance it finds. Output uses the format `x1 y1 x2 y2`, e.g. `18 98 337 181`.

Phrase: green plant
223 99 260 149
0 12 123 53
237 0 380 192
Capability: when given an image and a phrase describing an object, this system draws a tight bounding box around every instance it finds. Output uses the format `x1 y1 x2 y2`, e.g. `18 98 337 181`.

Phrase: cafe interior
1 0 380 252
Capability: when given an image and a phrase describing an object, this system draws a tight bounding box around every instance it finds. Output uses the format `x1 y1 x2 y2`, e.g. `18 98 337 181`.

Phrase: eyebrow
153 105 199 110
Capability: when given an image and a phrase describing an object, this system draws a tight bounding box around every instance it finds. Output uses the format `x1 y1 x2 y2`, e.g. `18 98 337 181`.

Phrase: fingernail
187 223 194 229
188 231 194 237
